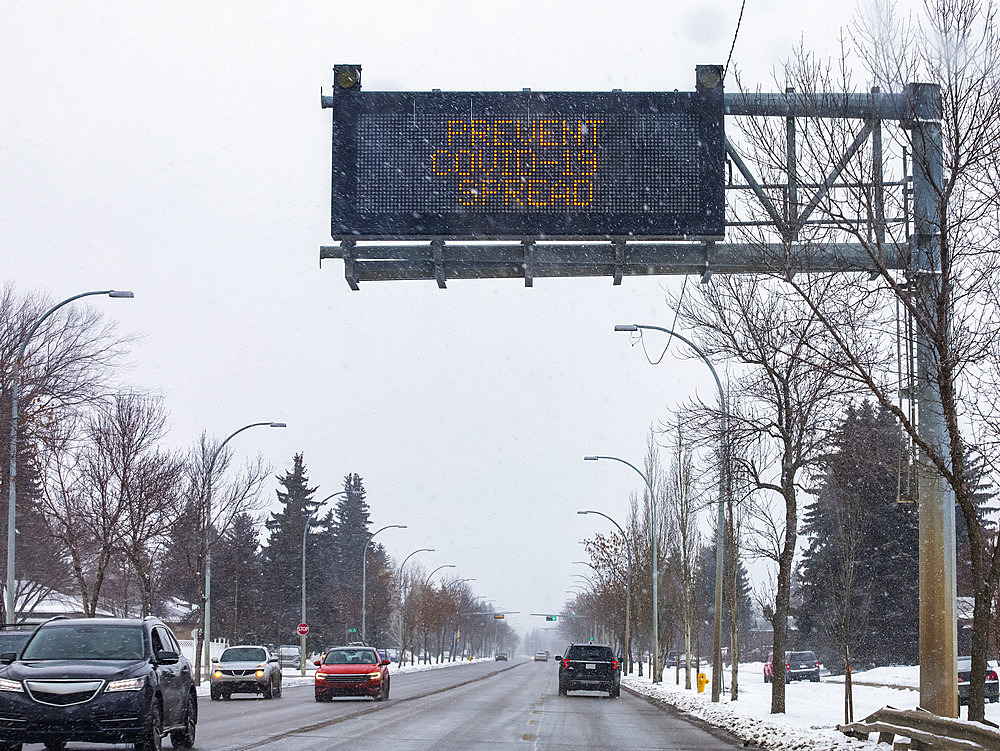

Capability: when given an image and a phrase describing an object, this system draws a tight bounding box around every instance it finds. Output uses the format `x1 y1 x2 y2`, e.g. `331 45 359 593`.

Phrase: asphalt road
23 658 740 750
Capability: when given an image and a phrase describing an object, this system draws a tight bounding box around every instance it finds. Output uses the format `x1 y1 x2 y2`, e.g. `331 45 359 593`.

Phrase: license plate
586 663 596 670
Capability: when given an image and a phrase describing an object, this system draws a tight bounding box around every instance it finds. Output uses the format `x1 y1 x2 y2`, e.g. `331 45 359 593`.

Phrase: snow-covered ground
623 662 1000 750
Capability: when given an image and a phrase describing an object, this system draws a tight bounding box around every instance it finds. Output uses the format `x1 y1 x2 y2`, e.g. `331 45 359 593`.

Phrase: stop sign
297 622 309 636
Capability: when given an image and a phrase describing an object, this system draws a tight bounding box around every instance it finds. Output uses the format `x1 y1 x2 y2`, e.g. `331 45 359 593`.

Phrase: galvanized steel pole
907 81 958 718
361 524 406 644
584 455 660 681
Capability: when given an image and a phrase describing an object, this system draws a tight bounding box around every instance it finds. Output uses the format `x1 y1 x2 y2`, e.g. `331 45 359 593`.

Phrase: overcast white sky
1 0 920 640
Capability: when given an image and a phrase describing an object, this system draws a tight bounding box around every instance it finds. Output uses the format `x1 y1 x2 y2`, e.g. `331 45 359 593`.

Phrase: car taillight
989 671 998 681
563 659 569 669
815 661 820 668
612 660 619 670
785 663 790 670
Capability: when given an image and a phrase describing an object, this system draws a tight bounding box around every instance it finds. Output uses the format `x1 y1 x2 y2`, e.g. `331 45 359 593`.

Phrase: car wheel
134 699 162 751
374 681 387 702
210 687 220 701
384 678 389 700
810 674 820 682
764 675 770 683
169 694 197 749
274 679 282 698
263 681 273 699
610 685 620 698
222 691 232 701
558 682 568 696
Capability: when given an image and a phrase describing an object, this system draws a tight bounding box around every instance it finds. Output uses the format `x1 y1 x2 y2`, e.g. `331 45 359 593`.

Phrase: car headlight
255 670 265 678
367 671 382 679
213 670 223 679
106 676 146 692
0 678 23 693
315 673 328 681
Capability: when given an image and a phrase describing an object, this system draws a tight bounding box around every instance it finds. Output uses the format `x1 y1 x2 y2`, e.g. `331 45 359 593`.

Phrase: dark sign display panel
329 89 724 240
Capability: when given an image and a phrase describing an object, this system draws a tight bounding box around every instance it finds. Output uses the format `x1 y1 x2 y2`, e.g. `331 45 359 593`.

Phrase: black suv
556 644 621 697
0 616 197 751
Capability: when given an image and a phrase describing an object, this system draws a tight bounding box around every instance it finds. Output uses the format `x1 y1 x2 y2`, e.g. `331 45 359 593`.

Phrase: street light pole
615 323 729 702
6 289 133 623
397 548 434 665
361 524 406 643
203 421 285 682
584 455 661 681
300 491 348 676
576 511 633 674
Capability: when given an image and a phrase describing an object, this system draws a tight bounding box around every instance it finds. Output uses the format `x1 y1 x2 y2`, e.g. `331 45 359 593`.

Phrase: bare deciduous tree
724 0 1000 719
666 276 848 713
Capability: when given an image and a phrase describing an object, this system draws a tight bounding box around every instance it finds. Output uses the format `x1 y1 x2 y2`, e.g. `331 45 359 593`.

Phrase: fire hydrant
697 673 708 693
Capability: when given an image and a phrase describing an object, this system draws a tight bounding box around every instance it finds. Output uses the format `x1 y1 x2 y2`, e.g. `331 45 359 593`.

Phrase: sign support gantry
321 71 956 717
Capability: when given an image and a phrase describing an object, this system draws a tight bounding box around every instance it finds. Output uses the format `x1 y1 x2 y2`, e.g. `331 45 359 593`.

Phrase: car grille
24 680 104 707
220 669 258 677
320 674 368 683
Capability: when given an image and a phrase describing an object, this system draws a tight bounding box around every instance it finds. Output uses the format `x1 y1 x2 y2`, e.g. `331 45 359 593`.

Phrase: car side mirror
269 656 279 663
155 650 179 665
554 656 562 661
211 657 219 663
313 659 321 666
380 659 390 666
0 652 16 665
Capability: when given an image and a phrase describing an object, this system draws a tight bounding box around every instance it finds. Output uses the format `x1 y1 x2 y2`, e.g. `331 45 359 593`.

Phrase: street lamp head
269 422 287 428
614 324 638 332
583 456 599 461
107 290 134 299
577 510 592 515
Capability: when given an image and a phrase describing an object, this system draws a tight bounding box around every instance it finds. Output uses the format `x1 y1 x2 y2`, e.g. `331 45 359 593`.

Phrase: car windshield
567 646 613 661
221 647 266 662
789 652 815 661
323 648 379 665
21 624 145 660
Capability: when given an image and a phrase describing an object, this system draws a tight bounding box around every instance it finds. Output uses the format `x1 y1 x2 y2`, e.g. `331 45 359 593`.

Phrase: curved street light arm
361 524 407 642
203 419 285 681
7 289 134 623
616 321 729 699
300 490 349 675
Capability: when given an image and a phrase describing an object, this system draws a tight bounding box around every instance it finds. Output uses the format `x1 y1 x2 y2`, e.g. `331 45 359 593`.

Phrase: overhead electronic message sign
326 66 725 240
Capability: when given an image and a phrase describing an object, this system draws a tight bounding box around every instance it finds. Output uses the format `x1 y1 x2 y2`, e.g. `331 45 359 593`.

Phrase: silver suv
210 645 283 700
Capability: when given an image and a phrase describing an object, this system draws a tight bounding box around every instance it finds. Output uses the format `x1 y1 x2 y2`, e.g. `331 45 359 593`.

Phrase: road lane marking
226 662 526 750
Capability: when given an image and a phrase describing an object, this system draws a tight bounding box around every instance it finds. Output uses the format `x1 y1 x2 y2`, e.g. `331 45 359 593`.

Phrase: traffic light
493 613 504 619
545 616 557 622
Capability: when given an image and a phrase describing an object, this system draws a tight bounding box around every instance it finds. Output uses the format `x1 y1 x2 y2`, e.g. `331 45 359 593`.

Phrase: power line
723 0 748 81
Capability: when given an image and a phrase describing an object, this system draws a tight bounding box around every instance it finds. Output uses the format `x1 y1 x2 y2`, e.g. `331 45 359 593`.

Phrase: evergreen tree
329 473 372 640
212 513 264 643
323 472 395 644
796 402 919 671
260 454 319 647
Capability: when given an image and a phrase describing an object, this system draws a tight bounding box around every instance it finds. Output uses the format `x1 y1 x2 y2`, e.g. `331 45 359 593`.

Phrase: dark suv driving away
0 616 197 751
557 644 621 697
786 650 821 682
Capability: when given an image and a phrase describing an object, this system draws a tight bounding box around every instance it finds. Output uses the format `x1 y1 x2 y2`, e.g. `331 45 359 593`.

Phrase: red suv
314 646 391 701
